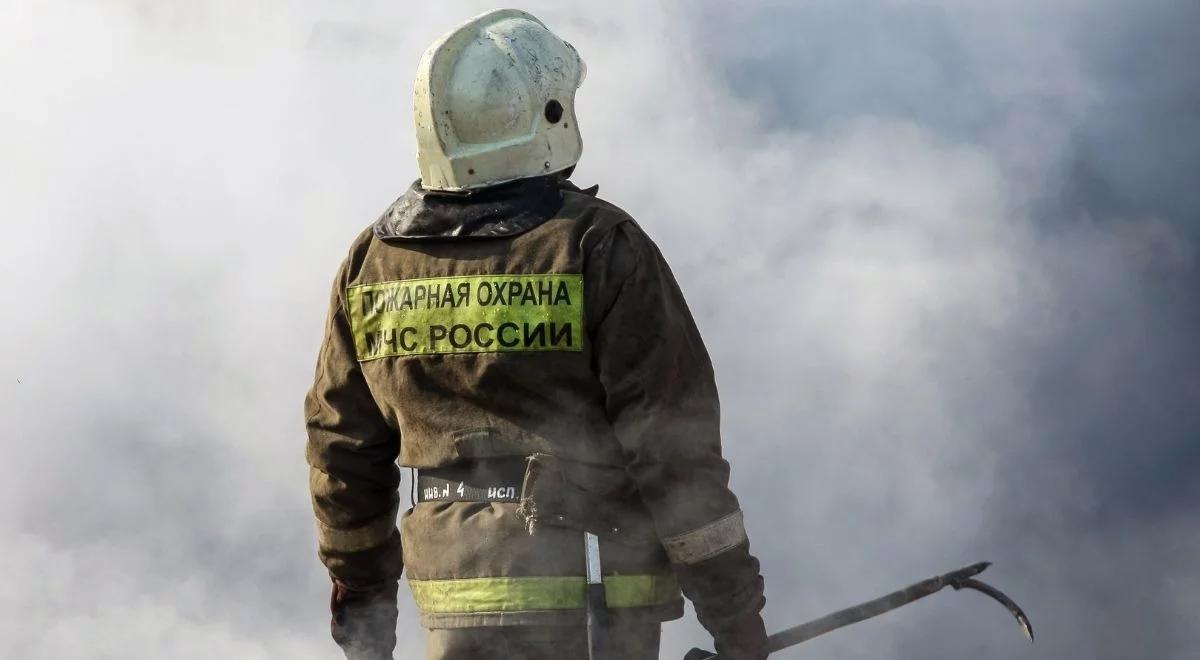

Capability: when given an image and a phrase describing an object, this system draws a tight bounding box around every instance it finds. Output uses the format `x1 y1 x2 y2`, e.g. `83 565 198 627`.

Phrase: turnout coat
305 176 764 631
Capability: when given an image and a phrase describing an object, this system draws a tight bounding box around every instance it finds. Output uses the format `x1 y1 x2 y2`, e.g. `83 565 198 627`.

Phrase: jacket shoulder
559 187 650 259
339 224 382 281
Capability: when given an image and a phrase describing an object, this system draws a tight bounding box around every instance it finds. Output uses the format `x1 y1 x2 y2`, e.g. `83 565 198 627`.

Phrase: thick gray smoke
2 1 1196 658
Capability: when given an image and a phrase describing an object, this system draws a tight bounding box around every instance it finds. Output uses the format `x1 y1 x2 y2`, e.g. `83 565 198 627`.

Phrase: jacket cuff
673 539 765 634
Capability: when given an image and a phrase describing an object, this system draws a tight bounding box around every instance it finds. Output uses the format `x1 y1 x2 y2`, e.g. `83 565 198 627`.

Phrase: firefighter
305 9 767 660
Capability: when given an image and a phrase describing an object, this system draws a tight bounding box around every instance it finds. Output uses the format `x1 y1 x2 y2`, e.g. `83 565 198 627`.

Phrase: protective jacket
305 176 765 635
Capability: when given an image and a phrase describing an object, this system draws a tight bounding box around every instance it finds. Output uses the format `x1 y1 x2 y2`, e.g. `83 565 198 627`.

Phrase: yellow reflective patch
347 274 584 361
407 574 681 614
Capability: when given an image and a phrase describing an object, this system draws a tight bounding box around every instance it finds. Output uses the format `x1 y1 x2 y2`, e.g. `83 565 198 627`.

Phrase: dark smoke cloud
1 1 1196 658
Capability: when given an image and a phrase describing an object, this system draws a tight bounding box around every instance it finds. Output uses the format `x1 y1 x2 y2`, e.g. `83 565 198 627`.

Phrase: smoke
2 0 1197 658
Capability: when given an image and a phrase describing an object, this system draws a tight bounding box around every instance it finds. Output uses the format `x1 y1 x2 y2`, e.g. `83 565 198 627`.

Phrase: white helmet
414 9 586 192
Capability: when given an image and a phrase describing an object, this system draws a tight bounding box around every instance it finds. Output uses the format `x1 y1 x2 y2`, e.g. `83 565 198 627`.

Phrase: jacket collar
373 176 596 242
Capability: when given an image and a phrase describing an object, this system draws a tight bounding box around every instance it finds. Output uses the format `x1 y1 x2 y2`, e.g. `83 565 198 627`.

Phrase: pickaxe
684 561 1032 659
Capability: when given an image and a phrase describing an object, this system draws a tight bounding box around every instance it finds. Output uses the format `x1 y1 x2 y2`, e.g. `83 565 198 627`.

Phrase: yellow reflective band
347 274 584 361
407 574 681 614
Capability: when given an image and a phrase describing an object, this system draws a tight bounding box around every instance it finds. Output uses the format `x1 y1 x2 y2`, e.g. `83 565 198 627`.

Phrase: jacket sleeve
305 259 404 590
586 220 765 634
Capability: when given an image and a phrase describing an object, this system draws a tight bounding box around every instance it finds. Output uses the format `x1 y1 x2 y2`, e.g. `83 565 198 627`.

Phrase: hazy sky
2 1 1197 658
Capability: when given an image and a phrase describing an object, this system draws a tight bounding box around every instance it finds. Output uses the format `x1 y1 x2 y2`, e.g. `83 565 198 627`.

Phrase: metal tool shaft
685 562 1032 660
767 562 993 651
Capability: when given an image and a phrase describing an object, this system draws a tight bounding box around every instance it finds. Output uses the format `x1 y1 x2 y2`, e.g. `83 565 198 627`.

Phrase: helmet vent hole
544 100 564 124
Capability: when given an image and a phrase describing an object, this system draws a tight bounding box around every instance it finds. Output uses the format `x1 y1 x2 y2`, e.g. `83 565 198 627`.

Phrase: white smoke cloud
2 0 1196 658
